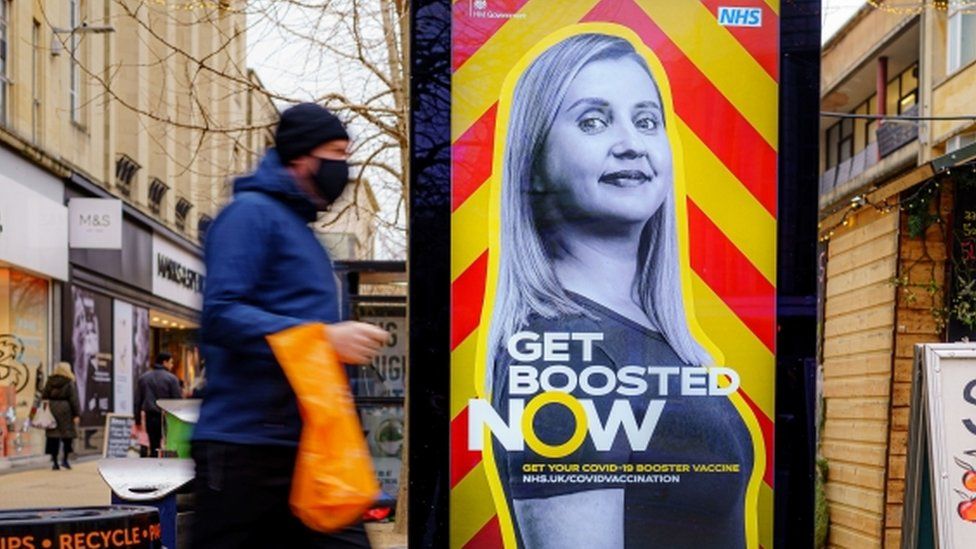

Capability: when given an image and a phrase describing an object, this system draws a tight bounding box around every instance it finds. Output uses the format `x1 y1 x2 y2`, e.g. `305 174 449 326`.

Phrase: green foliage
904 186 939 238
815 457 829 549
951 274 976 331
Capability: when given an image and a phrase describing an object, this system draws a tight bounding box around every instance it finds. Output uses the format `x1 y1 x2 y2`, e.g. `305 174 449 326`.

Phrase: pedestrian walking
134 352 182 457
191 103 389 549
41 362 80 470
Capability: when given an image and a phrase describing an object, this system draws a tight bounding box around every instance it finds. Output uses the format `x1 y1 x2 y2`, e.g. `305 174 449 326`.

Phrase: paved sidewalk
0 459 407 548
0 458 109 510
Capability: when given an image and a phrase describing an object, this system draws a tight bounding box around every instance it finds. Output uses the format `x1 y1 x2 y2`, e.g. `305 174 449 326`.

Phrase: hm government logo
470 0 526 20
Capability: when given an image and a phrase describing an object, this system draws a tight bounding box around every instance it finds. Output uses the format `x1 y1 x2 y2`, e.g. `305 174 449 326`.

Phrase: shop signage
68 198 123 250
103 414 139 458
358 316 406 397
906 344 976 548
0 175 68 280
151 235 205 311
449 2 779 547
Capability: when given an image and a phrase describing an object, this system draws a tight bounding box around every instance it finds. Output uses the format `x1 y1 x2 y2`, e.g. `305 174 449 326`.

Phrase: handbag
32 401 57 430
266 323 380 533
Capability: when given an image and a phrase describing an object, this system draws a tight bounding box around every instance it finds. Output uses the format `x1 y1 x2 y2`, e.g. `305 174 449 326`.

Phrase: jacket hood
48 375 71 388
232 148 318 221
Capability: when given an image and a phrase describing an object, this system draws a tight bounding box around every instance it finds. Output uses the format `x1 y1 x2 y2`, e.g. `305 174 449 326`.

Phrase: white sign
360 316 406 397
922 344 976 548
113 300 134 415
0 175 68 280
152 234 205 311
68 198 123 249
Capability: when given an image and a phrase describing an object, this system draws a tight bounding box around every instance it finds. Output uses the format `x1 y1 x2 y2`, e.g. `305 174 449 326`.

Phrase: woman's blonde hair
54 362 75 381
487 33 712 390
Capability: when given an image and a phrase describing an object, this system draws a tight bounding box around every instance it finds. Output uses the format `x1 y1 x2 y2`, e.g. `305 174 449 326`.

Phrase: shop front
65 181 203 452
150 234 203 391
0 172 68 465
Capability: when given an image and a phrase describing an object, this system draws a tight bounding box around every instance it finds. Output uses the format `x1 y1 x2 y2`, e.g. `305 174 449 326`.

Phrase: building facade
0 0 276 464
818 3 976 547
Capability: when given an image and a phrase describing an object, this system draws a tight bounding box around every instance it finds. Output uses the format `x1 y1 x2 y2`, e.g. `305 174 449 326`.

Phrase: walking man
134 352 182 457
191 103 389 548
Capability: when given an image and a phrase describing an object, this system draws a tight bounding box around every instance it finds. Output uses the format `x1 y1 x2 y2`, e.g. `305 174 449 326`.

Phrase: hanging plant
904 182 941 238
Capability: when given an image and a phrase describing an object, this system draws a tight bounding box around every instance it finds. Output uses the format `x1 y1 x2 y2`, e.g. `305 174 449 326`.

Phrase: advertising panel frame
408 1 820 547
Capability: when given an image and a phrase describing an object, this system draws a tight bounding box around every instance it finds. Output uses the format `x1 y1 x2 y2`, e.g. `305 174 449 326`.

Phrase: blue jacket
193 149 339 446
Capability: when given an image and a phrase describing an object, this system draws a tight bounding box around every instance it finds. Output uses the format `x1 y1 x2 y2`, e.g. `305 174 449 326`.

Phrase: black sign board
102 414 137 458
949 176 976 342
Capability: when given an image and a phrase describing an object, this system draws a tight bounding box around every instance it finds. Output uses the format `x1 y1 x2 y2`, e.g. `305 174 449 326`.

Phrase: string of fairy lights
819 162 976 243
866 0 976 15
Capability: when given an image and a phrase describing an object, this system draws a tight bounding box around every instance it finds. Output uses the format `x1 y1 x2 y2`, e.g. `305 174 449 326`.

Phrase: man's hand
325 322 390 365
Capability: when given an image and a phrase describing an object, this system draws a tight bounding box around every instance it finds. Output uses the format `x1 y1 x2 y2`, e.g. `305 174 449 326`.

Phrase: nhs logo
718 7 762 27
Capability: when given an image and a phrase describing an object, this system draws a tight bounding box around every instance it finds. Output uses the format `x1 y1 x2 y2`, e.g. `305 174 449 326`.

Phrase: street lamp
50 23 116 57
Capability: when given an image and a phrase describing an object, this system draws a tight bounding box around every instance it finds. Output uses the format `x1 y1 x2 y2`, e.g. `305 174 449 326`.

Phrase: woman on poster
487 32 753 548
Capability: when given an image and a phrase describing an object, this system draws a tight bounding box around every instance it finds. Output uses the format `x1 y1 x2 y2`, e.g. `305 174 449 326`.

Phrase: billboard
450 1 778 547
113 301 151 416
69 286 114 427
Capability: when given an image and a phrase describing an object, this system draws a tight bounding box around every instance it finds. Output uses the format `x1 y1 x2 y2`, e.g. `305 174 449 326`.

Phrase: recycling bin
156 399 200 459
98 458 195 549
0 506 162 548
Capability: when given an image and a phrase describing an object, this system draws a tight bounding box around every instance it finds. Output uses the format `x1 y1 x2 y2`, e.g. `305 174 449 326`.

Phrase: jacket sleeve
168 375 182 399
41 381 52 400
69 382 81 418
201 199 304 353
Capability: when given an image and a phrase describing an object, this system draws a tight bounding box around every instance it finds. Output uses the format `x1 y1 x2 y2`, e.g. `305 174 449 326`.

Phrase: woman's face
537 56 672 227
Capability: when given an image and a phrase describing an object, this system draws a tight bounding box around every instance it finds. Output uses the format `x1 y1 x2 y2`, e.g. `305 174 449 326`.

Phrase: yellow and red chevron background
449 1 780 547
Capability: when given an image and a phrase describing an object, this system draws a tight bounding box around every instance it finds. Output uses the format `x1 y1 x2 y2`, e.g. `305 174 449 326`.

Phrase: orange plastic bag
266 323 380 532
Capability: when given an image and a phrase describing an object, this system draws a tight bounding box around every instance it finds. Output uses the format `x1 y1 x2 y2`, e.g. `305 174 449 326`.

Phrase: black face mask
313 158 349 205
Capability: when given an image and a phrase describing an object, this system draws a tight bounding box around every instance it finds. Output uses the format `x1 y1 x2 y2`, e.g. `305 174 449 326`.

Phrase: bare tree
61 0 408 257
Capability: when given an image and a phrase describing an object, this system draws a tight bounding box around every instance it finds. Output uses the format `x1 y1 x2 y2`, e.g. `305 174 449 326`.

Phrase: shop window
0 268 50 458
838 118 854 163
69 0 80 124
948 5 976 74
31 20 42 144
115 154 140 198
148 177 168 214
884 64 918 116
826 123 839 169
175 197 193 231
0 0 9 127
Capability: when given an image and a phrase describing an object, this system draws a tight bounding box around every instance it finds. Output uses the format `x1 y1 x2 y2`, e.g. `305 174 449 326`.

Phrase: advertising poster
353 315 407 397
450 1 778 548
70 286 114 427
361 405 406 496
133 306 151 402
112 302 151 417
113 301 134 415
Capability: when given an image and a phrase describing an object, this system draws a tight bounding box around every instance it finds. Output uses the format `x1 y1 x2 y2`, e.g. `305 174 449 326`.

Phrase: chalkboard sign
102 414 138 458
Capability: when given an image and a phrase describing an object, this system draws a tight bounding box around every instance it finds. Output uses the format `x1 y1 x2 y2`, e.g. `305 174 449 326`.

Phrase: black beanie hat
275 103 349 164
